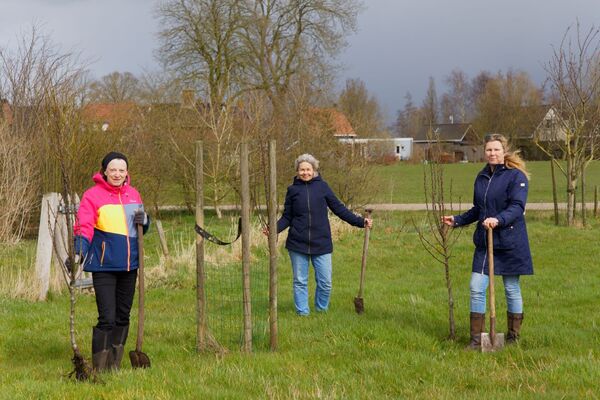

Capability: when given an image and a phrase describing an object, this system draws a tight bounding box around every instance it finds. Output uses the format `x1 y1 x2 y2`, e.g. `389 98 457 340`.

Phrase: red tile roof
310 107 356 137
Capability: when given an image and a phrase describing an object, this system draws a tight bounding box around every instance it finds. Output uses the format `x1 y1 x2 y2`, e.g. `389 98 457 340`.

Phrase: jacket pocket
494 225 516 250
473 226 485 248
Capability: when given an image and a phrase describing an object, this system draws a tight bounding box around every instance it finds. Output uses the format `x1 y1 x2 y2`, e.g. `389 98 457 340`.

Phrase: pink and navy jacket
74 173 149 273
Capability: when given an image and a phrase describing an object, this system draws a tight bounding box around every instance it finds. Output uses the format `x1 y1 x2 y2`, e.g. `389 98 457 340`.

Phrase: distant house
411 123 481 162
314 107 413 161
82 102 140 132
337 137 413 161
309 107 356 138
513 105 568 159
512 105 567 142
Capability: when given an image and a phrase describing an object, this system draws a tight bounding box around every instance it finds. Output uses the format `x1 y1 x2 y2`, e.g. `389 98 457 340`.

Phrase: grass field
146 160 600 209
369 160 600 204
1 210 599 399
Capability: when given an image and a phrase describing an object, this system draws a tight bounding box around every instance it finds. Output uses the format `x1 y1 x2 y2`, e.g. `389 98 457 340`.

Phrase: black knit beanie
101 151 128 172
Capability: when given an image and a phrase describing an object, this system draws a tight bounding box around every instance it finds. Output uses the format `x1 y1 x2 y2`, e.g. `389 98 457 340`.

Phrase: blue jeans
470 272 523 314
288 250 332 315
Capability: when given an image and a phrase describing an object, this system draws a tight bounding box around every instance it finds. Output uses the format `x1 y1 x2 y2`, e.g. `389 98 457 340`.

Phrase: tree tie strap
194 218 242 245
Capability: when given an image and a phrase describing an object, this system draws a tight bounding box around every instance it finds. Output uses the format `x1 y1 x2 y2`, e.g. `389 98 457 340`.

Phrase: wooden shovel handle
357 209 372 298
486 226 496 342
136 224 145 352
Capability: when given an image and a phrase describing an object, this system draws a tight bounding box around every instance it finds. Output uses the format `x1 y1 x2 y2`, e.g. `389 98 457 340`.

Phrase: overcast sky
2 0 600 124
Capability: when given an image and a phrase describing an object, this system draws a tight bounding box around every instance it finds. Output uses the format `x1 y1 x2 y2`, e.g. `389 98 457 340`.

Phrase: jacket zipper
306 182 311 254
118 191 131 271
100 242 106 266
481 168 495 273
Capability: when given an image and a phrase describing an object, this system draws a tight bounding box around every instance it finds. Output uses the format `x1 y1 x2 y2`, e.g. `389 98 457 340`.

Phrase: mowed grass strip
1 210 599 399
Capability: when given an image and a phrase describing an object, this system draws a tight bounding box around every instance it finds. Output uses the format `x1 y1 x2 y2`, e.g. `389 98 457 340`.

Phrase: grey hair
294 153 319 176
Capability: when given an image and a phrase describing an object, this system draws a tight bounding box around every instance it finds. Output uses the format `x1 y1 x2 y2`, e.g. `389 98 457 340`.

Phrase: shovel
129 224 151 368
481 226 505 352
354 209 372 314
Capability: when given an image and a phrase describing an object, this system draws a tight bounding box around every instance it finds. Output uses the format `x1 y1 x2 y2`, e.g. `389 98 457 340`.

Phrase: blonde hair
484 133 530 179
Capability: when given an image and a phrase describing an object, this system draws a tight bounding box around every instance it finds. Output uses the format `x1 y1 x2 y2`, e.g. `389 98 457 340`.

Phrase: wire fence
204 257 270 351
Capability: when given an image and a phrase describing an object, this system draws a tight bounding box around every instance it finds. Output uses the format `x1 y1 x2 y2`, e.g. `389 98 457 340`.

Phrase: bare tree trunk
581 164 586 226
444 255 455 340
566 158 576 226
212 184 222 219
551 159 559 225
594 185 598 217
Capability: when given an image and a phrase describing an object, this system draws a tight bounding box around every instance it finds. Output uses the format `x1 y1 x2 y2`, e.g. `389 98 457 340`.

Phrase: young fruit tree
413 138 462 340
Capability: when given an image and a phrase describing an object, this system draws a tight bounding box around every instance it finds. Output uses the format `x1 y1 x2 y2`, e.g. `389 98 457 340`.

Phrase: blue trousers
288 250 332 315
470 272 523 314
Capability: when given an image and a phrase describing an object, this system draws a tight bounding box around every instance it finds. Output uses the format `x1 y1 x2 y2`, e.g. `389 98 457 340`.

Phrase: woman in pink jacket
73 152 150 372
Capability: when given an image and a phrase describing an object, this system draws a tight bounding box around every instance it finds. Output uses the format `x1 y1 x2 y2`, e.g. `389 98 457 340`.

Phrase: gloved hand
134 210 148 225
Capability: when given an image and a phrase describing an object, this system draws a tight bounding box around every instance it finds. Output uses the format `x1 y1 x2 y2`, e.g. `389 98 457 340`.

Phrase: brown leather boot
466 312 485 350
506 312 524 344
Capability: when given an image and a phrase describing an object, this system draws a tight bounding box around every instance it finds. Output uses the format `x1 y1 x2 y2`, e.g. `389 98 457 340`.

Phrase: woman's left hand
482 217 499 229
364 218 373 229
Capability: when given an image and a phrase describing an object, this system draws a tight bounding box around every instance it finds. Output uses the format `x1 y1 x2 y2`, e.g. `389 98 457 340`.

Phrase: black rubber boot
465 312 486 350
92 327 114 372
110 324 129 370
506 312 524 344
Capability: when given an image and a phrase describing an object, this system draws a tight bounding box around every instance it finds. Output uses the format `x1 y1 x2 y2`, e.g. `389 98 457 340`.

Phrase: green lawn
369 160 600 204
140 160 600 209
1 211 599 399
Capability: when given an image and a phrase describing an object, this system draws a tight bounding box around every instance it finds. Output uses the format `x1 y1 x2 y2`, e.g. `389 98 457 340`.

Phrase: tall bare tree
338 78 385 137
536 22 600 226
87 71 141 103
238 0 362 120
157 0 244 107
422 76 438 126
395 91 423 138
472 70 543 140
441 69 471 123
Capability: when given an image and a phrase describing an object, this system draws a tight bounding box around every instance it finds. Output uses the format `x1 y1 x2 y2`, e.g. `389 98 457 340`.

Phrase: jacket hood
92 172 131 193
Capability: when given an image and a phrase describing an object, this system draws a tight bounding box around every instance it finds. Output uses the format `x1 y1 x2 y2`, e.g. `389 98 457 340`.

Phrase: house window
396 145 400 154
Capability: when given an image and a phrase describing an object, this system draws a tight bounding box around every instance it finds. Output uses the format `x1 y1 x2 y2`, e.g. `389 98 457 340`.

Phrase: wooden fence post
34 193 60 301
268 140 278 351
155 220 169 258
241 142 252 352
195 141 206 352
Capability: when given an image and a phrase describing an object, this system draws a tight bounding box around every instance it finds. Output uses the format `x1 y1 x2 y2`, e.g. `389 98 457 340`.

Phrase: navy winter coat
454 164 533 276
276 175 365 255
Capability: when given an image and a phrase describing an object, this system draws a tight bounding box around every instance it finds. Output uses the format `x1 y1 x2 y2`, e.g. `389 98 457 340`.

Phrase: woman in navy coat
273 154 373 315
442 134 533 349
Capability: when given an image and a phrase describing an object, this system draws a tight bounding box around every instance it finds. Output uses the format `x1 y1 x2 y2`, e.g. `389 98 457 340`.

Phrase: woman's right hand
262 226 269 237
441 215 454 226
